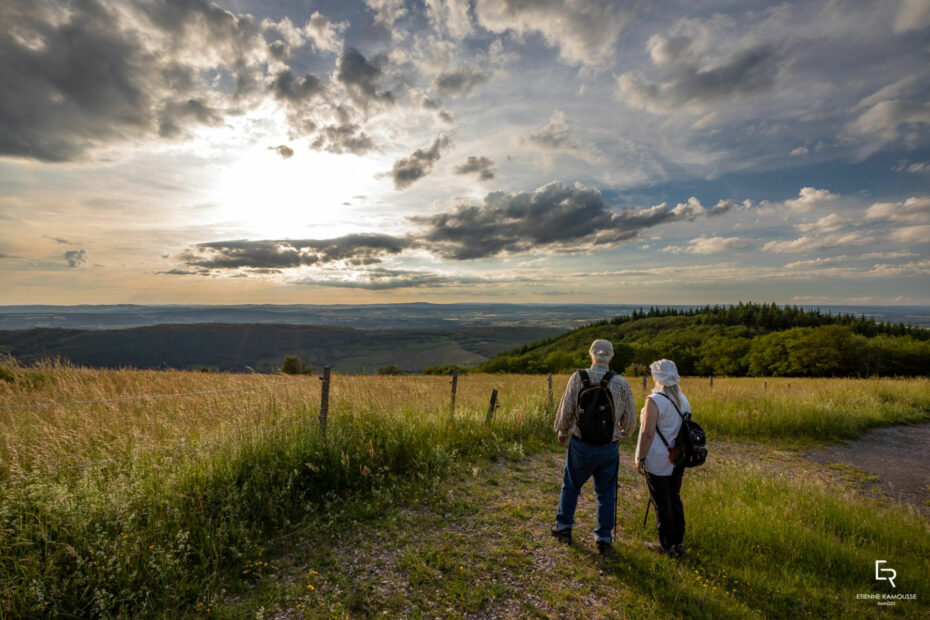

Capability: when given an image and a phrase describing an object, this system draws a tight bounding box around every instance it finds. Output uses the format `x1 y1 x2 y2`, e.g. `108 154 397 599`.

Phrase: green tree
376 364 404 375
280 355 313 375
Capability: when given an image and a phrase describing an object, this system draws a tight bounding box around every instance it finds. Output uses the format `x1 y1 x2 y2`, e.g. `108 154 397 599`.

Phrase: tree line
464 303 930 377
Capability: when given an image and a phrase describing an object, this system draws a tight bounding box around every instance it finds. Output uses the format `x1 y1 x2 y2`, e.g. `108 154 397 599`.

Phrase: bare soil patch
806 423 930 516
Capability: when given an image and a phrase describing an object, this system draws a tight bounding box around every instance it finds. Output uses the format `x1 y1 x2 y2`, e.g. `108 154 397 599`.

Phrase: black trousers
646 465 685 548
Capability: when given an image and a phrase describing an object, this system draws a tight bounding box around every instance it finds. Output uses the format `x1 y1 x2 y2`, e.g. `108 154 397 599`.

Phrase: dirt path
806 423 930 515
221 432 928 618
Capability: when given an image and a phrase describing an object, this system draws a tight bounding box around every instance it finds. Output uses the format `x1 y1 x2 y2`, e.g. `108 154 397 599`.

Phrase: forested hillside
477 303 930 377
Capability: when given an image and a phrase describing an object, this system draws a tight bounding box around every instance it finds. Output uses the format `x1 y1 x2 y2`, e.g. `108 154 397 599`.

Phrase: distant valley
0 324 561 373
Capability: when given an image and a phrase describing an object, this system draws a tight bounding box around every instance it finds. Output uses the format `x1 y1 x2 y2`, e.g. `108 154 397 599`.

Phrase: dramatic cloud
64 249 87 267
784 187 838 212
409 182 704 259
268 145 294 159
270 70 325 104
866 197 930 223
0 0 270 161
616 33 782 114
473 0 632 67
386 136 452 189
158 99 223 138
434 66 489 97
336 48 394 108
310 124 375 155
453 156 495 180
179 235 414 270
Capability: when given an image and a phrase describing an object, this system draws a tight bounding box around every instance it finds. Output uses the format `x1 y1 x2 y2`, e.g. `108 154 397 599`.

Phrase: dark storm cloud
0 0 267 161
434 66 489 97
271 70 325 104
178 235 414 269
310 123 375 155
268 144 294 159
453 156 495 181
64 249 87 267
386 136 452 189
409 181 701 259
336 48 394 107
617 34 783 113
174 182 727 272
158 98 223 138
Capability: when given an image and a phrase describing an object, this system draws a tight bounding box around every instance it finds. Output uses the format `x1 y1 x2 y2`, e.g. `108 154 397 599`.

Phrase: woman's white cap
589 339 614 361
650 359 680 386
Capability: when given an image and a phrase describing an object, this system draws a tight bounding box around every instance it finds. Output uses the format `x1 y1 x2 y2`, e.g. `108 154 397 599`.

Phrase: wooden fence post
450 370 458 418
642 375 647 396
709 376 714 389
486 389 498 424
547 373 553 409
319 366 331 436
764 381 767 392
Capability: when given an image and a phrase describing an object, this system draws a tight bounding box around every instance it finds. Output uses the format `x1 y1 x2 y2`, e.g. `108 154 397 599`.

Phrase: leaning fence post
486 389 499 424
450 370 458 418
547 373 553 409
319 366 331 436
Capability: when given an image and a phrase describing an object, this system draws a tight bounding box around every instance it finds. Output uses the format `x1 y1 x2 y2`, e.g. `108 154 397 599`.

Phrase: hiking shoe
672 544 686 558
644 541 673 556
550 525 572 544
596 540 612 556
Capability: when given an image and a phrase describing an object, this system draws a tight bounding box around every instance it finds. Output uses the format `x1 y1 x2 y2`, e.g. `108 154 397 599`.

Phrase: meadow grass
0 363 928 616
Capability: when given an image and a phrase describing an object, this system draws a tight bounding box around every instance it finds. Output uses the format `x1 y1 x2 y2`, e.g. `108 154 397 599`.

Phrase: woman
634 359 689 558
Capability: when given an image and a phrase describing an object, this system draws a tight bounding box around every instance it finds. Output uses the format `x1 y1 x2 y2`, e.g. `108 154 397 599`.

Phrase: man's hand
635 458 646 475
558 433 568 446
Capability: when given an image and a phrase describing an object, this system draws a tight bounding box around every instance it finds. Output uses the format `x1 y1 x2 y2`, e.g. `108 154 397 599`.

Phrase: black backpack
576 370 616 445
653 392 707 468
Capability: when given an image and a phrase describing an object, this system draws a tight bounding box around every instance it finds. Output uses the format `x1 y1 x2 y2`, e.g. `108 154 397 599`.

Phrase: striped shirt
554 363 636 441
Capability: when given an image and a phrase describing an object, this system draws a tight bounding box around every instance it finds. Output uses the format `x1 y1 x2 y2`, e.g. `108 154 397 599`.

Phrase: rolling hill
0 324 562 373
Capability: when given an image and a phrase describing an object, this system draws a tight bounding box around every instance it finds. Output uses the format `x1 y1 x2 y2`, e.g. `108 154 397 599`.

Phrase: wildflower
307 584 315 591
149 544 155 550
309 570 318 575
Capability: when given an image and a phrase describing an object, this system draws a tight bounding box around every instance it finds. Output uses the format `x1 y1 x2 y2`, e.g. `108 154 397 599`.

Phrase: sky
1 0 929 306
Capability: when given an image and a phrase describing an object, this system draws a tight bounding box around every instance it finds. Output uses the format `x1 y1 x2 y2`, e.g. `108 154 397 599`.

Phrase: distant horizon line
2 302 929 309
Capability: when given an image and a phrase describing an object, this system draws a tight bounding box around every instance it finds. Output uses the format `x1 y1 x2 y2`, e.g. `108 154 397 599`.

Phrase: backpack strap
649 392 682 449
578 369 591 388
599 371 614 387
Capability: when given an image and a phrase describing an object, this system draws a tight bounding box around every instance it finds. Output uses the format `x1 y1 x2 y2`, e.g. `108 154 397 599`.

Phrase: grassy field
0 362 928 617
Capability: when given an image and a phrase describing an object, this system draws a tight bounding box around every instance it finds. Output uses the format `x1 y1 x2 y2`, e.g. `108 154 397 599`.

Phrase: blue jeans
555 437 620 542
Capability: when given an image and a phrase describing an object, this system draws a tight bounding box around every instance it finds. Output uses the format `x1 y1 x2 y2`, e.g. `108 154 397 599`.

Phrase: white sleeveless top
644 387 690 476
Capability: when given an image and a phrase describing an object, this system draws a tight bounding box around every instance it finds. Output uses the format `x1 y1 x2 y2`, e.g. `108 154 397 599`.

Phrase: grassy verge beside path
223 440 930 619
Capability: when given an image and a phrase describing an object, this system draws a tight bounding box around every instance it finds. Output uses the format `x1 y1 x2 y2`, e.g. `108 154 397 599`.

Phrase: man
551 339 636 555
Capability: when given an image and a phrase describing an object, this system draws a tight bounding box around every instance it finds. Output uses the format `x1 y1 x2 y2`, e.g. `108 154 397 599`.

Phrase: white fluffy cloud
784 187 838 212
667 236 748 255
866 197 930 223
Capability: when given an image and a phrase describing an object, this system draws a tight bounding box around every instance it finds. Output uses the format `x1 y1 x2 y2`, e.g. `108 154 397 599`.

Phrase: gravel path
806 423 930 515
